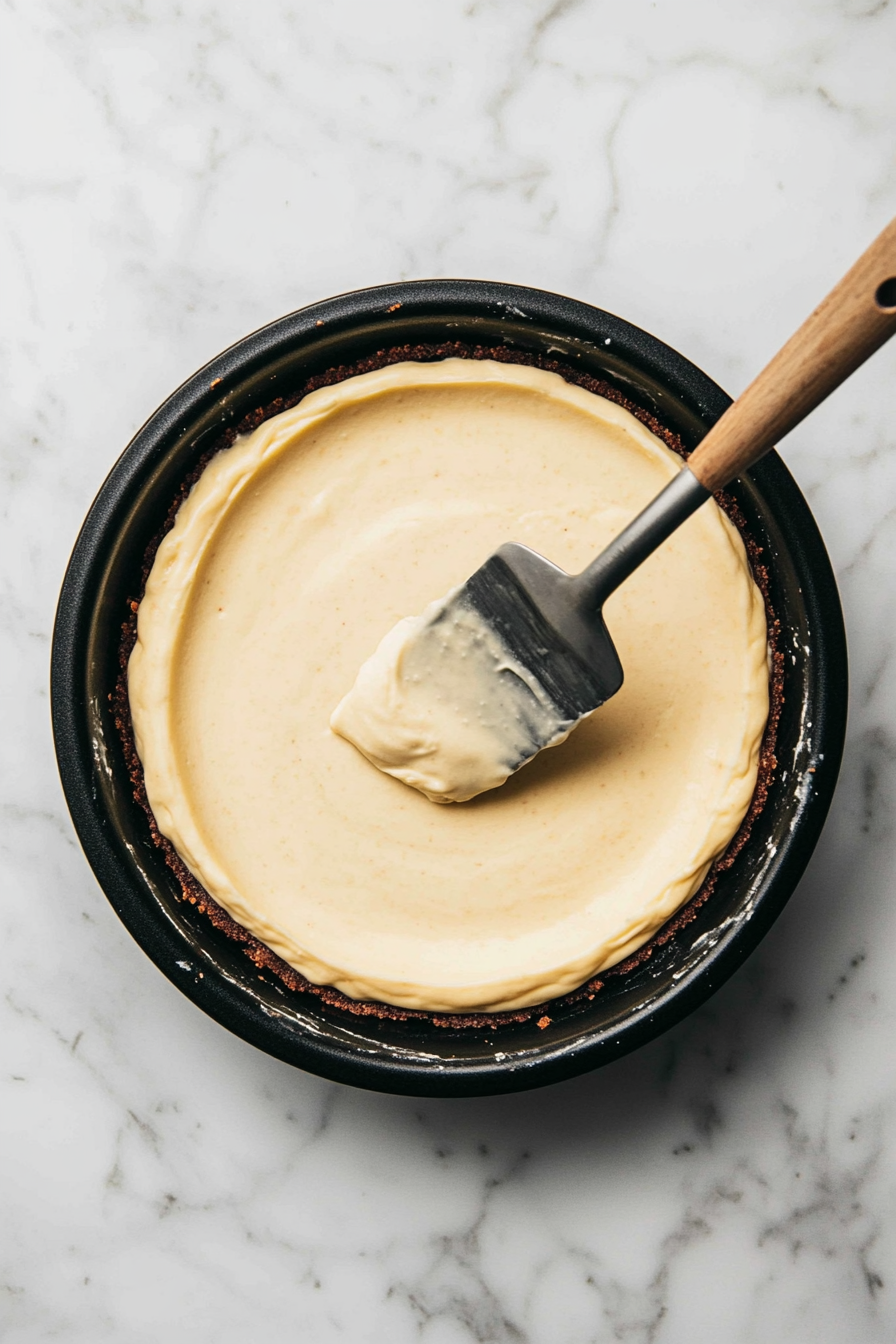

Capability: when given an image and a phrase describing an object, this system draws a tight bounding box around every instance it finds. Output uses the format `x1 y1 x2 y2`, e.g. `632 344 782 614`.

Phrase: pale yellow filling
128 360 769 1012
330 592 578 803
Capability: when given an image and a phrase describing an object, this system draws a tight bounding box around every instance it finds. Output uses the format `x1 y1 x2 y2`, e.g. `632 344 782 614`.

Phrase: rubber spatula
443 217 896 763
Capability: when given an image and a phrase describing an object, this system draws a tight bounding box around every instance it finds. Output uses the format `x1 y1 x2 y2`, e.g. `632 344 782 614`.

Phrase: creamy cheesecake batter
128 359 769 1012
330 592 578 803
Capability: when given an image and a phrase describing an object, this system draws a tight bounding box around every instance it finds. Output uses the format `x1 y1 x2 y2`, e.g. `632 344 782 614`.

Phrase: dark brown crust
111 342 783 1030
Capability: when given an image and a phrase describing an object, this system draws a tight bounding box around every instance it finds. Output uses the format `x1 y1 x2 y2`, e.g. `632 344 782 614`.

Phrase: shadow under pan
51 280 848 1096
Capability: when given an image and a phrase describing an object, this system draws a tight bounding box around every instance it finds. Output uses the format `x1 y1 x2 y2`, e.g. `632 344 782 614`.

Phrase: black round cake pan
51 280 848 1097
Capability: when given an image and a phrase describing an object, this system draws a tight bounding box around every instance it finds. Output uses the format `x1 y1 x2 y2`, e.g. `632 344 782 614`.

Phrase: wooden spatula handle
687 216 896 493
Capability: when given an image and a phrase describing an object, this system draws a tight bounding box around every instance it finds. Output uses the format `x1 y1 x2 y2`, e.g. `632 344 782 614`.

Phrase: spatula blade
458 542 624 729
332 468 709 802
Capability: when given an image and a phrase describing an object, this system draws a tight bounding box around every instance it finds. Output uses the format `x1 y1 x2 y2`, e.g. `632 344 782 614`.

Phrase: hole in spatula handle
875 277 896 310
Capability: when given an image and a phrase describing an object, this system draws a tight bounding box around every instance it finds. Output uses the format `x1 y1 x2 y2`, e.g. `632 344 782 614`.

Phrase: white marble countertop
3 2 896 1339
